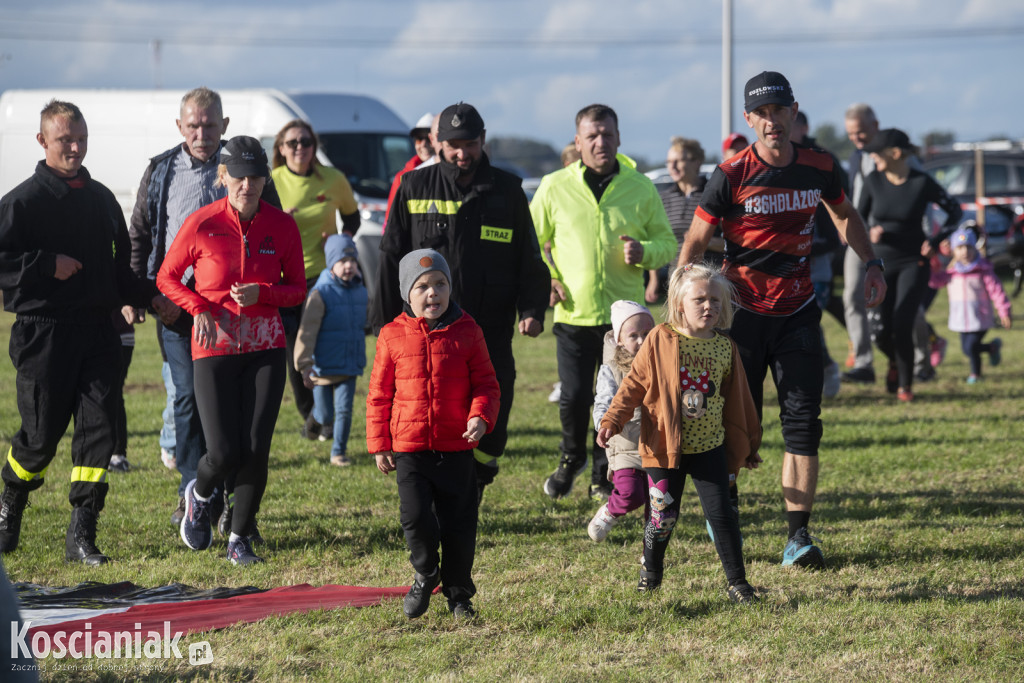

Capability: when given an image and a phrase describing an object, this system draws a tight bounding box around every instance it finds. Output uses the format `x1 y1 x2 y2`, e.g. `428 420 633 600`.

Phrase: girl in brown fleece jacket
598 264 762 603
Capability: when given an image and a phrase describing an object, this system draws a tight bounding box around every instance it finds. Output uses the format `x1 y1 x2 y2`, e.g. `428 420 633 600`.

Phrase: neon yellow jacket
531 155 676 326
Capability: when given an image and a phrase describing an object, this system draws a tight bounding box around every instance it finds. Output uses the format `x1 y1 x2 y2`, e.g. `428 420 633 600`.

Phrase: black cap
221 136 269 178
863 128 912 153
437 102 485 142
743 71 795 112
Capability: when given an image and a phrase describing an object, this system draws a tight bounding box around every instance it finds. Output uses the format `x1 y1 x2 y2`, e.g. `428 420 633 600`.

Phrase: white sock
229 532 243 543
193 490 213 502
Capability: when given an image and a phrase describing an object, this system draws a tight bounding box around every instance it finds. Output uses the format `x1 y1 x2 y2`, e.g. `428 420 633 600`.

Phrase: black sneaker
727 582 758 604
543 454 587 499
637 569 662 592
226 536 264 566
448 600 476 619
179 479 213 551
841 367 875 384
403 569 440 619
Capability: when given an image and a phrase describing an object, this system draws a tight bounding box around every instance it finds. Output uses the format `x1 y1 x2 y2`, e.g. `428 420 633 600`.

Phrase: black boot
0 486 29 553
65 507 110 566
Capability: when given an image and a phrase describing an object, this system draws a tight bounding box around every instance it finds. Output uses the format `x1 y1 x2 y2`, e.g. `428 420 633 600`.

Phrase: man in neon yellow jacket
531 103 677 500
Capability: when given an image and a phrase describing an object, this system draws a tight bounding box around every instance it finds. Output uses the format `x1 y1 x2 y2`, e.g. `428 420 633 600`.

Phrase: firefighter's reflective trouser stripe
1 317 118 512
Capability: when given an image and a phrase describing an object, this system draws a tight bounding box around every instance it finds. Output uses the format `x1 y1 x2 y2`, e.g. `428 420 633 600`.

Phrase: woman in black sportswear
857 129 962 401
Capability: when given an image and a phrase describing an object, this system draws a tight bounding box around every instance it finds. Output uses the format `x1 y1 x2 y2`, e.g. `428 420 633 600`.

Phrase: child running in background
587 301 656 542
367 249 499 620
930 223 1012 384
598 264 762 603
295 235 368 466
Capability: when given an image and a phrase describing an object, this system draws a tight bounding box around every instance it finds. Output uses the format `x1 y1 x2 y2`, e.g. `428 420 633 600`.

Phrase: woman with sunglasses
271 120 361 438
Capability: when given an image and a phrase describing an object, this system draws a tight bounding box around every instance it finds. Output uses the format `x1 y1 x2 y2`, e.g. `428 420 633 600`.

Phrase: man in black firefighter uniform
0 100 168 565
372 102 550 499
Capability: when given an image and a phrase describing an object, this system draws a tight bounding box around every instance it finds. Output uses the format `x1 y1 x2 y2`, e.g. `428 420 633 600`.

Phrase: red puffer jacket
366 307 500 454
157 197 306 359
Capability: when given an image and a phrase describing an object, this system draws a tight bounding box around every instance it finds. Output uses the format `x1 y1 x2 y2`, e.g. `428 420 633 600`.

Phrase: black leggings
193 348 286 536
875 257 929 389
644 445 745 586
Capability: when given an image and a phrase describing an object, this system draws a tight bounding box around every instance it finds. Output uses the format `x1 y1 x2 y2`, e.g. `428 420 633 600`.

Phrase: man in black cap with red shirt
372 102 550 501
679 71 887 569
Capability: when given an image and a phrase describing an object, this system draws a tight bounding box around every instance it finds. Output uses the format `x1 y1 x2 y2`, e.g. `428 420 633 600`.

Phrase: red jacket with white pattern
366 307 500 454
157 197 306 359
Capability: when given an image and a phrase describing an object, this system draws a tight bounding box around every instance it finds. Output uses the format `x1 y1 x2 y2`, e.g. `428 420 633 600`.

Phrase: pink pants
606 467 649 518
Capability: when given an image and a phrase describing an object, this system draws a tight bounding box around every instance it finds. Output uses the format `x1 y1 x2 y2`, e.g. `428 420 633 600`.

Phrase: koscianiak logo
11 620 213 665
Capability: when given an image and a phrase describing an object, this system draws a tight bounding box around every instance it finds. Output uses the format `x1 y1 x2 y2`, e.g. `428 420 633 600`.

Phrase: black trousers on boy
395 450 478 603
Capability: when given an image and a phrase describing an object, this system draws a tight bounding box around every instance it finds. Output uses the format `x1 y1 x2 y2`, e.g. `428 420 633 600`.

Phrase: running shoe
179 479 213 551
108 455 131 472
226 536 264 566
781 526 825 569
543 454 587 499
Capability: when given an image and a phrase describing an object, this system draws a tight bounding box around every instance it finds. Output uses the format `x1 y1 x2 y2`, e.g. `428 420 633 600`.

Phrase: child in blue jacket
295 234 368 465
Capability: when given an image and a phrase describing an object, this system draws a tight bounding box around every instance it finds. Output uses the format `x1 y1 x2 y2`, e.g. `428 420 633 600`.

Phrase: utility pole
721 0 733 142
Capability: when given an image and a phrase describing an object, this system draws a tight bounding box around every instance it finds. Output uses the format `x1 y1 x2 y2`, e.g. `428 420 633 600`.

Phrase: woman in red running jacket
158 136 306 566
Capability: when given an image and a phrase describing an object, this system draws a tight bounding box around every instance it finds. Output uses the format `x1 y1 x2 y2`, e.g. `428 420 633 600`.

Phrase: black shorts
729 302 823 456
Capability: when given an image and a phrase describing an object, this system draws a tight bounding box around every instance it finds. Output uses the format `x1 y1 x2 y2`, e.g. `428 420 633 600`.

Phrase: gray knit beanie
398 249 452 303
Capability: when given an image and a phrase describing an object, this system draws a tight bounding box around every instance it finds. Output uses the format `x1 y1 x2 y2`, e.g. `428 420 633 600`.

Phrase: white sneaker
547 381 562 403
823 362 841 399
587 503 618 542
161 448 177 470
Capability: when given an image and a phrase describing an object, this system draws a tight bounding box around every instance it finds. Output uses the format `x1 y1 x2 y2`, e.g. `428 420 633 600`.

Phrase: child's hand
301 368 316 389
596 427 615 449
1000 314 1012 329
375 452 396 475
743 452 763 470
463 417 486 442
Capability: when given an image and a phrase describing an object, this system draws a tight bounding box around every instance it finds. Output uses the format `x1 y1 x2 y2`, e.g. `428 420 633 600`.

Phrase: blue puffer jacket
311 269 368 376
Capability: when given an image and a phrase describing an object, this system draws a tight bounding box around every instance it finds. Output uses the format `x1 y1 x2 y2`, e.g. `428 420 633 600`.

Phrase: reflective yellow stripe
406 199 462 215
480 226 512 244
7 448 45 482
70 466 107 484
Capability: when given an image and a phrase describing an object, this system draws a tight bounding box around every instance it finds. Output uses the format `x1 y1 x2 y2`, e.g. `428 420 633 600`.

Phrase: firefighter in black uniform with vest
372 102 550 501
0 100 169 565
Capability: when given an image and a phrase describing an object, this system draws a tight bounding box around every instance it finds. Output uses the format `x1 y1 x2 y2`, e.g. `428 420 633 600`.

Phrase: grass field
1 283 1023 682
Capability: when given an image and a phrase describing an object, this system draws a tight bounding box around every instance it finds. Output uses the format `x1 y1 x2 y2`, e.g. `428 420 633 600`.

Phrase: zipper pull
244 235 250 258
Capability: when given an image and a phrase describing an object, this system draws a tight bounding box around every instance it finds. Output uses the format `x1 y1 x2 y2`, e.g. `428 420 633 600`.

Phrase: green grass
2 281 1023 681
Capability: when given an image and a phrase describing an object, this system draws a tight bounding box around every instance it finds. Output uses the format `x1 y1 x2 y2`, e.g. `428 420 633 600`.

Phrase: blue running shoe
179 479 213 550
781 527 825 569
990 338 1002 367
226 536 264 566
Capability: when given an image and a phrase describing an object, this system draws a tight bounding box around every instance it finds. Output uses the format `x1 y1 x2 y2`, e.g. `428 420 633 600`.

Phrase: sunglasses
284 137 314 150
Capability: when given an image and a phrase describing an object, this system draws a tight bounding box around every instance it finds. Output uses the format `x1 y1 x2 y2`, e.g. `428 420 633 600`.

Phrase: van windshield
318 133 414 199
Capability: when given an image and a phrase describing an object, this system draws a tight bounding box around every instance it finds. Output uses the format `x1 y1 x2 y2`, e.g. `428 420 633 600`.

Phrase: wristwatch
865 258 885 272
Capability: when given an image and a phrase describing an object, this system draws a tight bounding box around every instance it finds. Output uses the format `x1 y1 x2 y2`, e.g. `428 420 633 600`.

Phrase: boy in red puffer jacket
367 249 499 620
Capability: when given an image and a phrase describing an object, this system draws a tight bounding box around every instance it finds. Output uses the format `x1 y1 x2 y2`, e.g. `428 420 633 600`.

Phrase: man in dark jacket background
372 102 550 500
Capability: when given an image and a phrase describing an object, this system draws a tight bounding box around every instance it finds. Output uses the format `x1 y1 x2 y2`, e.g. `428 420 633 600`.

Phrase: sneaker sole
179 480 212 551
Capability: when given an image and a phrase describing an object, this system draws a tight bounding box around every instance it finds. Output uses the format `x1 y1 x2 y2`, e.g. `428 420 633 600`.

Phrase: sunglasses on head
284 137 314 150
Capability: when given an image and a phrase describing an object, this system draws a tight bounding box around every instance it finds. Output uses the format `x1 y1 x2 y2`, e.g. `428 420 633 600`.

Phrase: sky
1 0 1021 166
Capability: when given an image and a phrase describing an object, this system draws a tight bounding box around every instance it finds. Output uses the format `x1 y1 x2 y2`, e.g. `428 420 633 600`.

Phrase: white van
0 89 414 293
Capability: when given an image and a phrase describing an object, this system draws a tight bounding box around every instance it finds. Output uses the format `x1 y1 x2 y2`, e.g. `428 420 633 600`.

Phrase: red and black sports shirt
696 144 845 316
